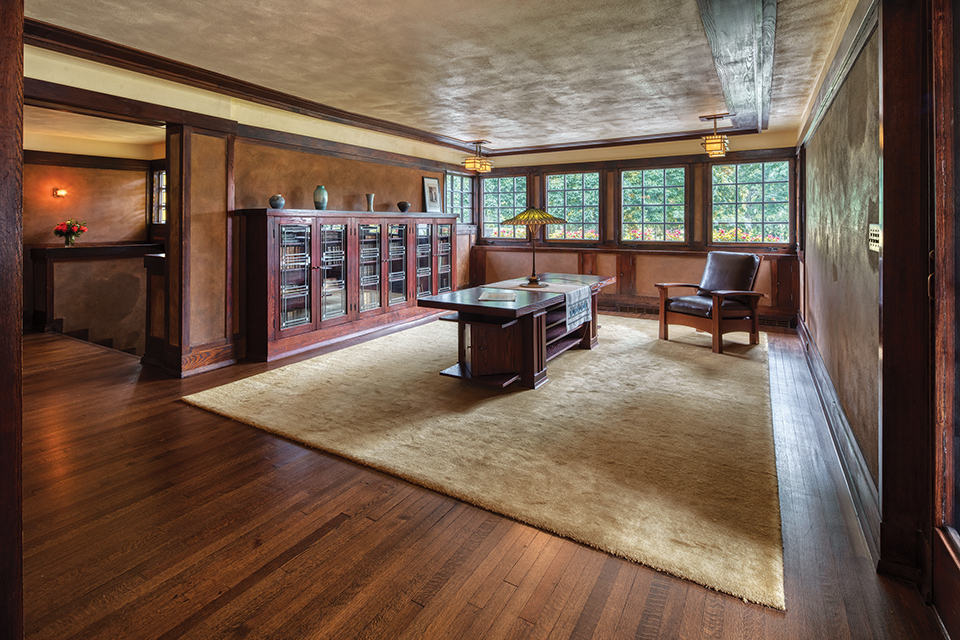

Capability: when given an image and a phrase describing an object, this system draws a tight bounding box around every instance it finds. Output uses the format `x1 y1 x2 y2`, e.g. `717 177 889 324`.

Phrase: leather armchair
655 252 765 353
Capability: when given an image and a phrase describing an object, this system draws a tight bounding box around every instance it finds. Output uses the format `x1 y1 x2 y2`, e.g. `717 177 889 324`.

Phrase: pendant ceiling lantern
463 140 493 173
700 114 731 158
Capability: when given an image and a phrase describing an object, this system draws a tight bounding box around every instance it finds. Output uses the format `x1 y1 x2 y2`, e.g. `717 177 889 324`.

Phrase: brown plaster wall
23 163 149 354
22 164 147 245
234 140 443 213
188 133 228 347
803 33 881 482
54 259 147 355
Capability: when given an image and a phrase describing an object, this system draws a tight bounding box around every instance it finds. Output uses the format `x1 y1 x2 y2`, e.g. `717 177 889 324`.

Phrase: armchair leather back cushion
697 252 761 303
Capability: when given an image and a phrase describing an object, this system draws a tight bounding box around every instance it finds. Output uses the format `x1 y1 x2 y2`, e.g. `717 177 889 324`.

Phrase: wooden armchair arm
711 290 766 298
654 282 699 291
710 290 767 310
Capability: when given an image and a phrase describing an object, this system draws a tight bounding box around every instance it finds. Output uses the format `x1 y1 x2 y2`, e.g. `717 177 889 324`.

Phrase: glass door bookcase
358 223 382 314
278 223 312 330
387 223 408 307
416 223 433 298
319 223 348 321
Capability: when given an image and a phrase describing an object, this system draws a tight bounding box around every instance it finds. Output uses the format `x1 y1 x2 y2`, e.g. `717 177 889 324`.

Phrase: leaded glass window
481 176 528 239
545 172 600 240
621 167 686 242
712 161 790 243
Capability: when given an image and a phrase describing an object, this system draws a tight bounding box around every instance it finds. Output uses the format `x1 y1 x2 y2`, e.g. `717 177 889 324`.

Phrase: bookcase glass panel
359 224 382 312
320 224 347 320
279 224 311 329
416 223 433 298
437 223 452 293
388 224 407 306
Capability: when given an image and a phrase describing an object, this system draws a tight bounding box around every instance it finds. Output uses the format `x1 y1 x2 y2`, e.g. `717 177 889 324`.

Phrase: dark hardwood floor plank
19 327 946 639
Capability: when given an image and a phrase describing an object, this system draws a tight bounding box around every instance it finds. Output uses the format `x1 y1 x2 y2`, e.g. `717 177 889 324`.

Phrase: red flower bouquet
54 220 88 246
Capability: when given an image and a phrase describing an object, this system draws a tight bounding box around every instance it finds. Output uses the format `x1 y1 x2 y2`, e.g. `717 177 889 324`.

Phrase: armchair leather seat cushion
697 252 762 303
666 295 752 319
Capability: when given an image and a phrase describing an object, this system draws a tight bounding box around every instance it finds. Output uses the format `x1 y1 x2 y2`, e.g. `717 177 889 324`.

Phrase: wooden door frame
932 0 960 636
0 1 23 637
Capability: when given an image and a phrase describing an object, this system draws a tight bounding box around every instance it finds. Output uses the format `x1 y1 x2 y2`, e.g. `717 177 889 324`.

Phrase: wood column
0 0 23 636
878 0 935 588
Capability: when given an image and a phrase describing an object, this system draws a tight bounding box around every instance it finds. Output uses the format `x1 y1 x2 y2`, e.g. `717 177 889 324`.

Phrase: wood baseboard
797 316 881 563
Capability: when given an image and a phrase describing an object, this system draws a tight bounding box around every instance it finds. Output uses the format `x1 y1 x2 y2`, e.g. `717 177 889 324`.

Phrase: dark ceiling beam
696 0 776 133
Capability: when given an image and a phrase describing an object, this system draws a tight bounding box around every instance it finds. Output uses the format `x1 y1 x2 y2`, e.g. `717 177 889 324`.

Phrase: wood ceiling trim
488 127 760 157
23 19 476 154
797 0 878 151
697 0 777 133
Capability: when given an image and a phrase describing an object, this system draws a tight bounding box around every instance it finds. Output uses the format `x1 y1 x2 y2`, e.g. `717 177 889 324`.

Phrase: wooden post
878 0 934 589
0 0 23 637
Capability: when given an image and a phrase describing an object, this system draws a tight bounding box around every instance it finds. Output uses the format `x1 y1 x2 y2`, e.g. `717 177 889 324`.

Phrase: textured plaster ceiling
24 0 851 152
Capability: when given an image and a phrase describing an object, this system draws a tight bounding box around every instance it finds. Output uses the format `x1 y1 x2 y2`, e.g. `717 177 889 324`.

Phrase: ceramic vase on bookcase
313 185 328 210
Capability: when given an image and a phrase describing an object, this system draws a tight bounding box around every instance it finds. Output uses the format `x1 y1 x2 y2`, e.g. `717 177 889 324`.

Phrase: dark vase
314 185 328 210
397 201 411 212
268 194 285 209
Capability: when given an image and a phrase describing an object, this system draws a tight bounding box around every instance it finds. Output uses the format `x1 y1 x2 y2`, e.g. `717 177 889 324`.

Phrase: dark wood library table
417 273 615 389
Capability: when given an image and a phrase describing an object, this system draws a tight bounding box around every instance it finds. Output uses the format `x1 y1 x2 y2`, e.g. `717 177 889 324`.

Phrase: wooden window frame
707 157 796 248
618 164 692 246
542 170 603 243
479 174 530 241
445 171 474 225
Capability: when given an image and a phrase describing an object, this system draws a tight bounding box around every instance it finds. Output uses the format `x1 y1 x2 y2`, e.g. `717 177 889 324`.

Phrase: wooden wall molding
0 0 23 637
23 19 474 154
24 149 151 171
24 78 237 133
236 125 463 174
797 316 881 562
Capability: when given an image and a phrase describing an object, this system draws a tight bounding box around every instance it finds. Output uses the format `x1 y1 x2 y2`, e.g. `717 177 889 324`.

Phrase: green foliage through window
712 161 790 243
621 167 685 242
481 176 528 239
545 172 600 240
445 173 472 224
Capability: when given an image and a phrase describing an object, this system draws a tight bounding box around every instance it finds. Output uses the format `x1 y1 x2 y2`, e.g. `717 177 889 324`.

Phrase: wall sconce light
463 140 493 173
52 188 68 198
700 114 732 158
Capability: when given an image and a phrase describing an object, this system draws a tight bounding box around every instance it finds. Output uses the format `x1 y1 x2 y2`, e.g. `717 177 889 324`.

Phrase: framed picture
423 177 442 213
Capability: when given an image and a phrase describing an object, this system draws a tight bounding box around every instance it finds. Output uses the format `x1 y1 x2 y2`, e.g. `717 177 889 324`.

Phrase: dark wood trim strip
0 0 23 636
934 527 960 639
878 0 934 588
796 317 881 562
487 127 759 157
24 77 237 134
23 19 475 154
933 0 957 533
798 0 879 150
24 149 151 171
487 148 797 177
235 124 463 173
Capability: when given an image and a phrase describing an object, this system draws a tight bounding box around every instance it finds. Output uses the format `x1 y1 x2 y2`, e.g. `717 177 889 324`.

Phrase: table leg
519 310 548 388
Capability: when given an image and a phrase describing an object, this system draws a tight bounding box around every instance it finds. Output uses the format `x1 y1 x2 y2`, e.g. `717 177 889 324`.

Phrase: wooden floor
21 322 946 639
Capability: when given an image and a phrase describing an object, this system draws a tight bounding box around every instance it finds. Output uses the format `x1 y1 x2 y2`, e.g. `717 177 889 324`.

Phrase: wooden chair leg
750 314 760 345
711 312 722 353
659 310 669 340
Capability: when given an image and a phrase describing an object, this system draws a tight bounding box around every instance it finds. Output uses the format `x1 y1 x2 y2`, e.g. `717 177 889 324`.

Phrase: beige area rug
183 315 785 609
